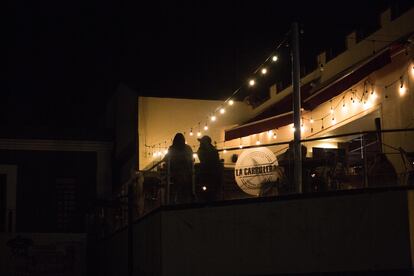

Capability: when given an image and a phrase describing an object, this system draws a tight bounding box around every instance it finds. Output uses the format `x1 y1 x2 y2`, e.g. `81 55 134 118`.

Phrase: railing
102 128 414 235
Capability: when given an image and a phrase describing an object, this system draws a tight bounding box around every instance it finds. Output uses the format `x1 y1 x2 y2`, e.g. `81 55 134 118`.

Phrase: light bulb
310 118 314 124
239 145 243 149
197 131 201 137
267 130 273 137
249 79 255 86
256 140 261 145
399 85 406 96
220 108 225 114
223 149 227 154
330 107 334 114
204 125 208 131
228 100 234 106
193 153 198 159
272 55 278 62
211 115 216 122
190 129 193 136
202 186 207 191
261 68 267 75
273 134 277 139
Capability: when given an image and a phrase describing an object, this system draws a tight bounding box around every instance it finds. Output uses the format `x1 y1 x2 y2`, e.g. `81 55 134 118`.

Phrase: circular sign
234 147 279 196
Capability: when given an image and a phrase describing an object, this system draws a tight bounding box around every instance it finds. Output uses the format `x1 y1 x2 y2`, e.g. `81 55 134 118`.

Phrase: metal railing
101 128 414 235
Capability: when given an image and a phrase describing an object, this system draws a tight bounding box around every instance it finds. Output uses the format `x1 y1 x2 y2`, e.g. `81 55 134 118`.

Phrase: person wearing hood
197 136 222 201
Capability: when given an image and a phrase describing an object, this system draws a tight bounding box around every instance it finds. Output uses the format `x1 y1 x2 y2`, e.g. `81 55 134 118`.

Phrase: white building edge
138 7 414 183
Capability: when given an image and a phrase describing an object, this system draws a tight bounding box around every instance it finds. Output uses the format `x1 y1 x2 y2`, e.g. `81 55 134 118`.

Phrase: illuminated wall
138 97 252 170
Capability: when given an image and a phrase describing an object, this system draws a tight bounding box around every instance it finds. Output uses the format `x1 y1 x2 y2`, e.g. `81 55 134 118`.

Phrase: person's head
198 135 212 146
172 133 186 148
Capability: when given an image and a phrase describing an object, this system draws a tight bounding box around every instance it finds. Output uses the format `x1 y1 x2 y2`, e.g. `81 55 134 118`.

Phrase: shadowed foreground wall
98 188 414 275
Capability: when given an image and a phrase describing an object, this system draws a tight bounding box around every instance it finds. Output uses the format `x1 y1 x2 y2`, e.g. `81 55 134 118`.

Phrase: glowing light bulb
261 68 267 75
223 149 227 154
189 129 193 136
239 144 243 149
220 108 225 114
371 91 378 99
249 79 255 86
292 126 296 132
273 133 277 139
228 100 234 106
399 85 406 96
193 153 198 159
332 117 336 124
267 130 273 137
256 140 261 145
211 115 216 122
204 125 208 131
197 131 201 137
330 107 334 114
202 186 207 191
272 55 278 62
310 118 314 124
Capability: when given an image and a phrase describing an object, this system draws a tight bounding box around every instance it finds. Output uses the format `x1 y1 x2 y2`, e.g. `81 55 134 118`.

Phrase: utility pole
291 22 302 193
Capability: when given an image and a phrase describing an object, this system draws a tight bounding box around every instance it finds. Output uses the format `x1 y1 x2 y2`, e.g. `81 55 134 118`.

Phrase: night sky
4 0 412 129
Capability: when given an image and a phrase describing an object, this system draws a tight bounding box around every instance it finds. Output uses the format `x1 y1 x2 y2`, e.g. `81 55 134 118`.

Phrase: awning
224 47 392 141
303 48 391 109
225 112 293 141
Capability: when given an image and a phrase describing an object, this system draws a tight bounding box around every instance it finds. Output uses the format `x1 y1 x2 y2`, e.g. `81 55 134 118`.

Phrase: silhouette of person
165 133 194 204
197 136 222 201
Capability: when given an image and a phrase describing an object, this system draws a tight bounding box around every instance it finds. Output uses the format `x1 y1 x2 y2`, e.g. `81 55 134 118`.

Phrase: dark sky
4 0 412 128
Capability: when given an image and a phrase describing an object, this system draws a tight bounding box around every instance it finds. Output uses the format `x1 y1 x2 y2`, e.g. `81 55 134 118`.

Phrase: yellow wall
138 97 252 169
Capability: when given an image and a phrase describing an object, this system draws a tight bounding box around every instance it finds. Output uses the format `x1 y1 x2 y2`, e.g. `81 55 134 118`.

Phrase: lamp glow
220 108 225 114
261 68 267 75
204 125 208 131
272 55 278 62
249 79 255 86
228 100 234 106
211 115 216 122
399 85 406 96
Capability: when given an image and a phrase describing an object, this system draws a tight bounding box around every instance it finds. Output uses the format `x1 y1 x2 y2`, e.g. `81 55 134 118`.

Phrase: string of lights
145 29 291 151
146 52 413 158
215 61 413 153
